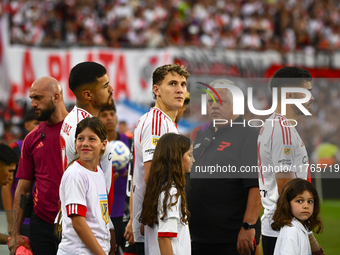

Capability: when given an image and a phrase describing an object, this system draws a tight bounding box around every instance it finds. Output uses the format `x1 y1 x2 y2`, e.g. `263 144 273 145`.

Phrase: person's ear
102 140 107 150
24 121 30 131
153 84 160 97
82 89 92 101
53 92 60 103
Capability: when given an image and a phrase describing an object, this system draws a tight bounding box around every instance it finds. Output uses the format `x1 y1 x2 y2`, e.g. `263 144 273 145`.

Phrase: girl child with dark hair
57 117 112 255
139 133 193 255
271 178 323 255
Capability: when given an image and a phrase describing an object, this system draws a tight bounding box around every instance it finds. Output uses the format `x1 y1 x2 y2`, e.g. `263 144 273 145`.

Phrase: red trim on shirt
155 110 159 136
78 160 98 172
108 167 115 215
279 117 286 145
152 110 155 135
158 112 162 136
270 118 276 151
140 112 150 143
258 142 264 185
66 204 87 217
158 232 178 238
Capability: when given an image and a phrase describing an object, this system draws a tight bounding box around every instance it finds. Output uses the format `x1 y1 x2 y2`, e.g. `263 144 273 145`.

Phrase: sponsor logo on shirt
217 141 231 151
152 136 160 146
36 141 44 149
278 159 292 165
145 149 155 155
284 146 291 156
302 156 308 164
99 194 109 224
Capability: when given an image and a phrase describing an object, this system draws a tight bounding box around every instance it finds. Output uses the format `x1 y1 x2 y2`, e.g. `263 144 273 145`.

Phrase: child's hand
312 245 325 255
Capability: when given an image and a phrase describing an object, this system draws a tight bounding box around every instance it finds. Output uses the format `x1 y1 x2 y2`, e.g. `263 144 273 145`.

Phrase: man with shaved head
9 76 68 255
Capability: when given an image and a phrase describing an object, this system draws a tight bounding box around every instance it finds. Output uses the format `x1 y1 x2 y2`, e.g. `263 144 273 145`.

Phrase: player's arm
144 161 152 183
71 215 106 255
276 172 294 195
124 179 135 244
237 187 262 255
8 179 32 254
2 179 14 234
109 229 116 255
0 233 10 244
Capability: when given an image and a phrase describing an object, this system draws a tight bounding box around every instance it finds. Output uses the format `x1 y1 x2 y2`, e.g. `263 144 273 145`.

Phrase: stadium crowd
1 0 340 52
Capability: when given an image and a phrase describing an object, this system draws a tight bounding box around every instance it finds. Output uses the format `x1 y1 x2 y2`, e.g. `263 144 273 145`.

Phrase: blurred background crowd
1 0 340 52
1 0 340 160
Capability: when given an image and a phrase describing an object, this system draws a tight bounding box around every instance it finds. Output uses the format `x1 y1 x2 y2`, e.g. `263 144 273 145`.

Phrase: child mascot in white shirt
139 133 193 255
57 117 114 255
271 178 323 255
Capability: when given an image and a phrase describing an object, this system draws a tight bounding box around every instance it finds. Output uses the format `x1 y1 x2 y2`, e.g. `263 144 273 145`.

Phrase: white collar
291 218 309 234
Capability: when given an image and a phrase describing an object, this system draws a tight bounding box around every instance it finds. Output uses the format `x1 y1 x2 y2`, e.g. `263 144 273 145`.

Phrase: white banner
4 45 340 110
4 47 172 106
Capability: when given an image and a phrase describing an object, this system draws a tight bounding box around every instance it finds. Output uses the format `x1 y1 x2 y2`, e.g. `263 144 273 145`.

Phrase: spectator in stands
5 0 340 52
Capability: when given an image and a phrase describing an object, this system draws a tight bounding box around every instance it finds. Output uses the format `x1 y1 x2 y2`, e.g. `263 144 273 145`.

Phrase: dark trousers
135 242 145 255
29 210 58 255
192 241 256 255
111 217 127 255
262 235 277 255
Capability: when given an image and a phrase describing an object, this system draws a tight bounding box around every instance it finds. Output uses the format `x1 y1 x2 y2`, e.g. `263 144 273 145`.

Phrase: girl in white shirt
57 117 112 255
139 133 193 255
271 178 323 255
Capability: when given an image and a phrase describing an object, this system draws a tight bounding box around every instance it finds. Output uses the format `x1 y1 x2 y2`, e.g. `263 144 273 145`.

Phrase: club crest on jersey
284 146 291 156
99 194 109 224
152 136 160 146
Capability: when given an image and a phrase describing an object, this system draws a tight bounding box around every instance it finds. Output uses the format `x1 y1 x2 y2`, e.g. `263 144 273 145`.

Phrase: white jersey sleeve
158 187 180 234
62 168 87 207
141 108 177 162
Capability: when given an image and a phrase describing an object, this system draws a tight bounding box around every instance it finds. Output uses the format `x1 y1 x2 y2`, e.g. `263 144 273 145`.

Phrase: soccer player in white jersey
258 66 316 255
124 64 190 255
59 61 116 250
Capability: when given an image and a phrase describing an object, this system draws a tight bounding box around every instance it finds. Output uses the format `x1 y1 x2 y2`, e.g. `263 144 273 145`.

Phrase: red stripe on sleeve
287 126 292 145
257 142 264 185
271 120 276 151
152 110 155 135
156 111 160 136
66 204 87 217
284 126 289 146
279 117 286 145
140 111 150 143
158 232 178 238
307 163 311 183
158 112 162 136
108 168 114 216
